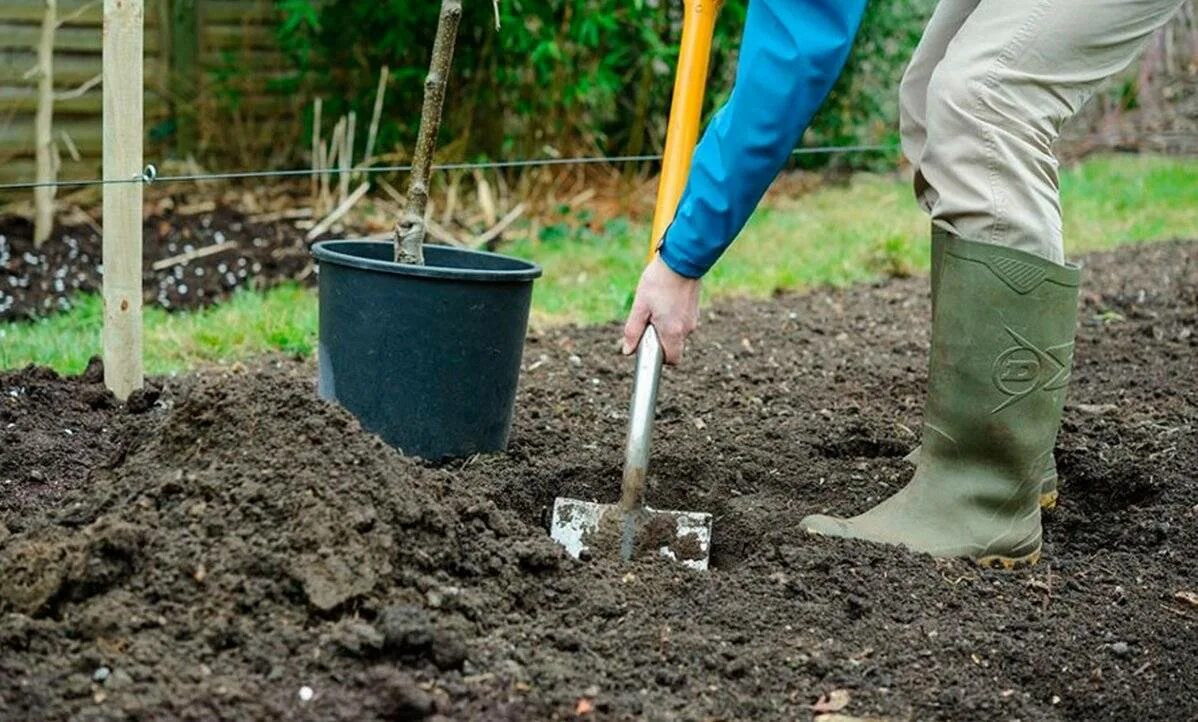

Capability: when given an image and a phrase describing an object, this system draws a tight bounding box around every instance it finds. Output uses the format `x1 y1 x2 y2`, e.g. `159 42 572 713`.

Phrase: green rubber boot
902 228 1062 509
802 233 1080 566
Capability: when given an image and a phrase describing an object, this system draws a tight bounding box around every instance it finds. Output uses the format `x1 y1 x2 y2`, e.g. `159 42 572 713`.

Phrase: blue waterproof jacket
658 0 868 278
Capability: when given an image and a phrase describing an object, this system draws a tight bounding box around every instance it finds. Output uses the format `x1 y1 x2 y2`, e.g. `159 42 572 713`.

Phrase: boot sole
975 547 1042 570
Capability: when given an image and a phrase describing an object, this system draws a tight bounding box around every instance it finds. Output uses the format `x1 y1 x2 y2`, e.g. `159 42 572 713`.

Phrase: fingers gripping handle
620 326 665 511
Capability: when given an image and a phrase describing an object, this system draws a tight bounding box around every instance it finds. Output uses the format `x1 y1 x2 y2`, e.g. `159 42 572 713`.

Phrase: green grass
3 153 1195 375
0 284 316 375
512 153 1198 324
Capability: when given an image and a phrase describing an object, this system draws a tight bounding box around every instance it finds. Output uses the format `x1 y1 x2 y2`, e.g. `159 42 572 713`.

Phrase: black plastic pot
311 240 542 459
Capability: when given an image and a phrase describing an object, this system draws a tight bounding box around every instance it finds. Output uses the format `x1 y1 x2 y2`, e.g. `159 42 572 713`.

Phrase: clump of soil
2 361 571 720
1 240 1196 721
0 357 161 514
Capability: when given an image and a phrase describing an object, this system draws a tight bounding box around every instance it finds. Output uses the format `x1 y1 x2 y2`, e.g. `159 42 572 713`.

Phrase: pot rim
312 240 542 282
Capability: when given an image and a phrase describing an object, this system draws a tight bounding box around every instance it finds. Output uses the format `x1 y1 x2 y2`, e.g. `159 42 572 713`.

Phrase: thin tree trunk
341 110 355 204
311 97 322 203
395 0 463 265
34 0 57 247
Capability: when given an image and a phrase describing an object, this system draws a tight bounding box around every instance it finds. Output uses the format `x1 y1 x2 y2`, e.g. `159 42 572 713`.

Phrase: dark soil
0 357 159 514
1 240 1196 721
0 197 323 321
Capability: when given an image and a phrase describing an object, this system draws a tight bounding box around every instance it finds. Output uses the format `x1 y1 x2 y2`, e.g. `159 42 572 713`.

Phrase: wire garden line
0 143 898 192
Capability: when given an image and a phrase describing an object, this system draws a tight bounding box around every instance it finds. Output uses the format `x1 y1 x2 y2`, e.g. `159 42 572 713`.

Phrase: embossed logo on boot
991 327 1073 413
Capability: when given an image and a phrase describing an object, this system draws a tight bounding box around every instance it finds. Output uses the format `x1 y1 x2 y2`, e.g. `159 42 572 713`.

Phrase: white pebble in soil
298 686 315 703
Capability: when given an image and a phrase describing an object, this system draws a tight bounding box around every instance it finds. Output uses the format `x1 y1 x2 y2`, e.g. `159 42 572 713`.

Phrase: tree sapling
394 0 463 265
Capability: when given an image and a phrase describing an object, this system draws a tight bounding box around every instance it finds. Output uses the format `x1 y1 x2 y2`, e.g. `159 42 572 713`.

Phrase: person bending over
621 0 1186 566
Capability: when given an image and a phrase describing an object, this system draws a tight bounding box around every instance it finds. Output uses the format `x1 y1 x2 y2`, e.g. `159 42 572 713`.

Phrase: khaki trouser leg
900 0 1187 263
899 0 979 215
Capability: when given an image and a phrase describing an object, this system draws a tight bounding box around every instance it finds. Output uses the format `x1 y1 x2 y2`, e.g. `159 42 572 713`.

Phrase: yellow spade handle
647 0 721 260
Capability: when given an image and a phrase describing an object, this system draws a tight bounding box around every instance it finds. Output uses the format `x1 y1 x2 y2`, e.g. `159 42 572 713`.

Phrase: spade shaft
619 325 663 559
621 326 663 514
549 0 720 570
622 0 719 513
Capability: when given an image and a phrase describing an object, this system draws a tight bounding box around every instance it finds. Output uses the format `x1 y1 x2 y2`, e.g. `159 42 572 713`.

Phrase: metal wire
0 143 898 192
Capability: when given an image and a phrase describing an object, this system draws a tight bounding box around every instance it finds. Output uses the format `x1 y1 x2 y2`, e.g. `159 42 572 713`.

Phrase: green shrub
274 0 934 166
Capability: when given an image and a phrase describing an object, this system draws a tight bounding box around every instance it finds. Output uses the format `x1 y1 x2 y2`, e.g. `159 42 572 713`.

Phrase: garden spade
550 0 719 571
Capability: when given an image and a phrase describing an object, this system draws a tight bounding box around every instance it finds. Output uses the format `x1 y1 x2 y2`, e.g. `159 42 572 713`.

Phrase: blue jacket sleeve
658 0 867 278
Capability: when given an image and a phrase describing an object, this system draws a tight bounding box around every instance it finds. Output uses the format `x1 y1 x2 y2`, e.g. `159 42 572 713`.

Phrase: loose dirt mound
0 358 160 514
1 240 1196 721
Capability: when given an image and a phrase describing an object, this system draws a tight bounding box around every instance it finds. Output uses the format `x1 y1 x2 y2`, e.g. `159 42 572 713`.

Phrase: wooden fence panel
0 0 290 189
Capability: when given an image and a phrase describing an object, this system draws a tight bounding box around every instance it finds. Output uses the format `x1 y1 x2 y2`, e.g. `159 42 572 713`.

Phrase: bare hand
622 255 701 364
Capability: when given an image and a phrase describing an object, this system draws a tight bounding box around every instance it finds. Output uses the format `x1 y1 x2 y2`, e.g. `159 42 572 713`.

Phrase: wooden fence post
169 0 199 157
33 0 57 246
102 0 144 400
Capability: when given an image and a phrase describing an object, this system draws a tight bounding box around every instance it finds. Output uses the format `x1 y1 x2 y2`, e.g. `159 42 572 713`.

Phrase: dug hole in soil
1 241 1196 721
